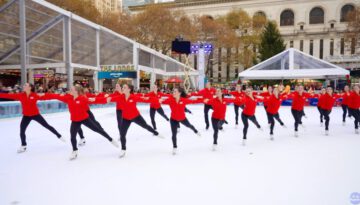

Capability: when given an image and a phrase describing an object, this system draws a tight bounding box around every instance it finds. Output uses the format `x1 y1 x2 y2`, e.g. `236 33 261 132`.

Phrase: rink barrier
0 98 343 119
0 100 115 119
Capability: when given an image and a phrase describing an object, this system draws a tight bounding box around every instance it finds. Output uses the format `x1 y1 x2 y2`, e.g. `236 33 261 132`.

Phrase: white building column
19 0 27 86
93 29 100 91
197 47 205 89
133 43 140 89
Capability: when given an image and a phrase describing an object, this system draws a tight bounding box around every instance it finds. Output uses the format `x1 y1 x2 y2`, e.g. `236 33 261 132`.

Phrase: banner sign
98 71 137 79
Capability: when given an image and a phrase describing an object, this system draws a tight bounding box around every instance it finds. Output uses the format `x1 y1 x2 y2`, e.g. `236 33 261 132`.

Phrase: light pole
191 42 213 90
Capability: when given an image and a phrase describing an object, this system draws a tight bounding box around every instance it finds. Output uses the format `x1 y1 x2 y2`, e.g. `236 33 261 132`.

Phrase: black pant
70 118 112 151
185 107 192 114
170 118 198 148
291 109 303 131
150 107 169 130
20 114 61 146
322 109 331 130
234 105 240 124
116 109 123 137
211 118 225 145
341 104 351 122
264 106 271 124
204 104 213 128
77 110 104 139
120 115 158 150
268 113 284 135
317 106 324 123
241 113 261 140
348 108 360 129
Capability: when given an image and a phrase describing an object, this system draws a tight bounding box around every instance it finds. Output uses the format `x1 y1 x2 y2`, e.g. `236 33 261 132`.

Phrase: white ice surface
0 105 359 205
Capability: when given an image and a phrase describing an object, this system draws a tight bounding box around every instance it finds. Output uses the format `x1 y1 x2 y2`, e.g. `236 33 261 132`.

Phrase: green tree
258 21 286 61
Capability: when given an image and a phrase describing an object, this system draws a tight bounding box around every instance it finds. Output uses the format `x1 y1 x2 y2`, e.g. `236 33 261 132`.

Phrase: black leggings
77 110 104 139
348 108 360 129
291 109 303 131
70 118 112 151
20 114 61 146
211 118 225 145
120 115 158 150
268 113 284 135
241 113 261 140
264 106 271 124
116 109 123 136
185 107 192 114
170 118 198 148
150 107 169 130
322 109 331 130
317 106 324 123
234 105 242 124
204 104 213 128
341 104 351 122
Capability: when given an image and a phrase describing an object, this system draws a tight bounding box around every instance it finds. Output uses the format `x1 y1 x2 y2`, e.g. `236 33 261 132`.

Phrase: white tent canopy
239 48 350 80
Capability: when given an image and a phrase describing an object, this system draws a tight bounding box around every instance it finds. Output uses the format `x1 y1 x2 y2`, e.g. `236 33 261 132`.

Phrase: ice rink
0 104 359 205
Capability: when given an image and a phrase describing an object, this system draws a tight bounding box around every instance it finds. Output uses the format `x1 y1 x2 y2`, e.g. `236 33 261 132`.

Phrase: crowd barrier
0 98 343 119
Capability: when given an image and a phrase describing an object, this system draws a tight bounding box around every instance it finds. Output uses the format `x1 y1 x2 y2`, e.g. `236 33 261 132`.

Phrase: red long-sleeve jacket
109 91 124 110
145 91 170 109
348 92 360 109
110 94 149 120
241 95 261 116
319 94 339 111
229 91 244 106
48 94 90 122
288 92 311 111
0 92 49 116
340 92 351 106
264 94 287 114
162 97 203 121
207 98 235 120
193 88 216 105
260 92 271 106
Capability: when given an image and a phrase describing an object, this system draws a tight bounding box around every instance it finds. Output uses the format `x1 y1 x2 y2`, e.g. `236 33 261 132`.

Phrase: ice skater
340 85 351 125
315 87 339 135
161 87 202 155
262 87 287 140
287 85 313 137
47 85 118 160
107 84 162 158
109 83 124 140
229 84 244 127
347 85 360 134
145 84 170 130
0 83 64 153
260 86 273 126
204 88 237 150
315 88 326 126
240 87 263 146
193 82 216 130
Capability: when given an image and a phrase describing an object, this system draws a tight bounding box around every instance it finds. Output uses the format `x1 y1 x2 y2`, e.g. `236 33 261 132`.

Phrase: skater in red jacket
347 85 360 134
0 83 63 153
145 84 170 130
340 85 352 124
192 82 216 130
107 84 162 158
229 84 244 127
161 87 202 155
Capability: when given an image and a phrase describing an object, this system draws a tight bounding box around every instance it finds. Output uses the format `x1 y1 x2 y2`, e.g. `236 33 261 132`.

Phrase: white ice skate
356 129 359 134
17 146 27 153
111 139 119 148
119 150 126 158
281 124 287 128
196 132 201 137
270 134 274 141
155 133 165 139
235 124 239 129
300 124 306 128
242 139 247 146
172 148 177 155
258 127 264 131
342 122 346 126
177 128 180 133
294 131 299 137
320 122 323 127
69 151 78 160
78 138 86 146
59 136 66 142
212 144 217 151
325 130 329 136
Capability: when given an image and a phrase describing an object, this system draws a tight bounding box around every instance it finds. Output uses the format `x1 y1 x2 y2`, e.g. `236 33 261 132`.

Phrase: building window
330 23 334 28
218 47 222 72
310 40 313 55
341 38 345 55
218 72 222 82
341 4 355 22
319 39 323 59
330 39 334 56
309 7 325 24
351 38 356 54
300 25 304 30
280 9 294 26
300 40 304 51
290 41 294 48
